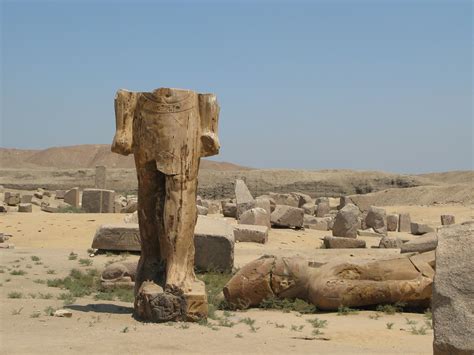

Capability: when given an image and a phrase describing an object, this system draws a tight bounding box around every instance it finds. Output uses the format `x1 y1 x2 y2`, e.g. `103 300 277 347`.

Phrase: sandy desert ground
1 201 472 355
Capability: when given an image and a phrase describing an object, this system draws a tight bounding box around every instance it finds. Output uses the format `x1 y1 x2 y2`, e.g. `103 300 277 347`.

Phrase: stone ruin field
0 145 473 354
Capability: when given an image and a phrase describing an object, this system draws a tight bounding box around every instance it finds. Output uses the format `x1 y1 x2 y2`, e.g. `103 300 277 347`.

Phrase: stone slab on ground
398 213 411 232
323 236 366 249
239 207 270 228
433 222 474 355
411 222 435 235
194 216 235 272
401 232 438 254
235 179 255 219
332 203 360 238
82 188 115 213
91 224 141 251
270 205 304 229
18 203 32 213
64 187 80 208
233 224 268 244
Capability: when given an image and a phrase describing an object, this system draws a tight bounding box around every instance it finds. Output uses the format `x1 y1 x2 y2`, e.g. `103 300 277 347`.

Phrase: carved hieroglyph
112 88 220 322
223 253 434 310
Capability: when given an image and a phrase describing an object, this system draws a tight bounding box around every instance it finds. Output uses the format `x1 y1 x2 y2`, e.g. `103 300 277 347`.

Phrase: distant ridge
0 144 252 171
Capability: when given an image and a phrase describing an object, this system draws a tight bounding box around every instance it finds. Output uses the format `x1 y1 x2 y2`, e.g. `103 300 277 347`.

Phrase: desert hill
0 145 472 204
0 145 250 171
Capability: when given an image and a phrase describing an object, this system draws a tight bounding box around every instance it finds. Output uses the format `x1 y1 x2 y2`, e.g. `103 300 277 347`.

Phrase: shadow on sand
67 303 133 315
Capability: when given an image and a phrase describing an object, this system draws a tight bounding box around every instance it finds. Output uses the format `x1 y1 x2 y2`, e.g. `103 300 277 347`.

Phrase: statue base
135 281 208 322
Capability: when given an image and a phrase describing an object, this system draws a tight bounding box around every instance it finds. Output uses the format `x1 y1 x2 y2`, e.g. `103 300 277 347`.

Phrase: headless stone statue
223 252 434 311
112 87 220 322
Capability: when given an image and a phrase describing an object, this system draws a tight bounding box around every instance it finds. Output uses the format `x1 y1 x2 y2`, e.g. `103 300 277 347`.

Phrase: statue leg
163 172 199 291
134 156 166 295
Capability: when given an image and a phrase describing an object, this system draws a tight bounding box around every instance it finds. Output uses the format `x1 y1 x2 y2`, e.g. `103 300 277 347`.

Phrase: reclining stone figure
223 252 434 310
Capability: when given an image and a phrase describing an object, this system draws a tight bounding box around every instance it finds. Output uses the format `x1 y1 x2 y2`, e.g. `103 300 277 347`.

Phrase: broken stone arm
112 89 139 155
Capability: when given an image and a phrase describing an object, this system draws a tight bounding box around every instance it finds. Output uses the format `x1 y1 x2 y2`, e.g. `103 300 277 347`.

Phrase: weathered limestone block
223 202 237 218
64 188 80 208
315 201 330 217
33 189 44 199
235 179 255 219
18 203 32 213
337 196 352 210
401 232 438 254
433 222 474 355
332 203 360 238
95 165 107 189
304 215 332 231
124 211 138 224
411 222 435 235
268 192 301 208
5 192 20 206
197 205 208 215
293 192 312 206
440 215 455 226
255 197 272 215
121 199 137 213
256 195 276 212
239 207 270 228
101 260 138 290
270 205 304 228
92 224 141 251
323 236 366 249
386 214 399 232
379 236 403 249
205 200 221 214
234 224 268 244
20 195 33 203
55 190 66 199
194 216 234 272
365 206 387 235
82 188 115 213
302 202 315 216
398 213 411 232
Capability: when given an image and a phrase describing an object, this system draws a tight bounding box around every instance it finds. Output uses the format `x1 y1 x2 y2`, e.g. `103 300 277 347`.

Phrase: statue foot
135 281 207 322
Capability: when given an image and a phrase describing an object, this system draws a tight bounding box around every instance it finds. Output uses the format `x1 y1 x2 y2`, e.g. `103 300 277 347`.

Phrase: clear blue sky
1 0 472 173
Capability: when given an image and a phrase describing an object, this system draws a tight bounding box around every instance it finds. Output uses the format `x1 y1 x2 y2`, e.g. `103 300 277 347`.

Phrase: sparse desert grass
179 323 190 330
58 292 76 305
94 288 134 303
33 279 46 284
386 322 394 329
424 309 432 320
122 326 129 333
376 302 406 315
78 258 93 267
410 325 428 335
10 269 27 276
337 305 359 315
37 292 53 299
26 265 32 269
31 256 41 262
44 306 56 316
11 307 23 315
8 291 23 299
46 269 56 275
259 297 317 314
274 323 285 328
405 318 417 325
197 271 232 319
306 318 328 329
47 268 100 297
369 313 382 320
290 325 305 332
68 252 78 261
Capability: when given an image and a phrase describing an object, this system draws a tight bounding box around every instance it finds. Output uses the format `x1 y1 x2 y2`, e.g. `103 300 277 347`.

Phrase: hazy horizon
2 0 472 174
